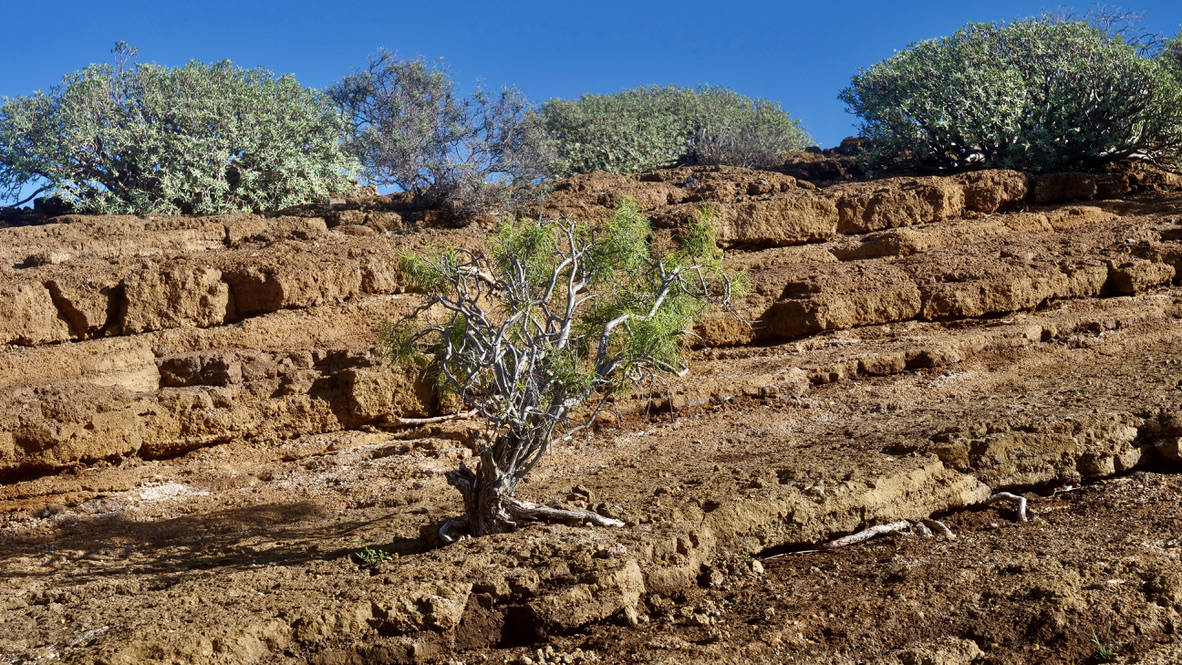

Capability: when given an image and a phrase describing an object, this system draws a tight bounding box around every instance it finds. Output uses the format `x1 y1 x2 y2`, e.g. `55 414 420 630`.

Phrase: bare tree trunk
445 452 520 537
442 442 624 542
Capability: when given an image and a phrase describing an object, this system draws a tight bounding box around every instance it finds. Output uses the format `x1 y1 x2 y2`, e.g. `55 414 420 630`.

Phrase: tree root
988 491 1029 522
438 518 470 544
764 518 956 558
817 519 957 550
505 498 625 528
921 518 954 537
768 491 1030 557
435 496 624 545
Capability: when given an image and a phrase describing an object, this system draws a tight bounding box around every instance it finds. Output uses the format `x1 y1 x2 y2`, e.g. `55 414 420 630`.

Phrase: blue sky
1 1 1178 201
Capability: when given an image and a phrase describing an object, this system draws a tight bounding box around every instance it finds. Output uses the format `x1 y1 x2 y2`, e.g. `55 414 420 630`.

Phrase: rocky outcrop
2 162 1181 479
0 347 436 476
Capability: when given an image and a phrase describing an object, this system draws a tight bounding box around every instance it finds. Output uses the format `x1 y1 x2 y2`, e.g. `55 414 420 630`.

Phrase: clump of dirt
2 157 1182 664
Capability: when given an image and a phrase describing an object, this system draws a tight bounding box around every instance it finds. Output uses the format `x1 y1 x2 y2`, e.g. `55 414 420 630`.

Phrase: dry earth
2 155 1182 665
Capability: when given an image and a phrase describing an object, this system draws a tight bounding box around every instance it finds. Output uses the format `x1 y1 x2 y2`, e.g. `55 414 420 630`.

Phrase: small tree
839 19 1182 172
389 201 739 539
328 50 555 216
541 85 812 177
0 43 358 214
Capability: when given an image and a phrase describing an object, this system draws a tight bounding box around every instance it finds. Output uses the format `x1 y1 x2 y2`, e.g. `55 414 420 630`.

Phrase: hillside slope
2 158 1181 665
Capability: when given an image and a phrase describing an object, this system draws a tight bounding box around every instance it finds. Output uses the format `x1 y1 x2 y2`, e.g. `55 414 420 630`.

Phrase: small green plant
353 546 391 566
1090 623 1116 662
541 85 811 177
0 42 358 213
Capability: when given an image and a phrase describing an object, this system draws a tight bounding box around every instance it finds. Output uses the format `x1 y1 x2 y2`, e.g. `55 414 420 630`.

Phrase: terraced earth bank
2 155 1182 665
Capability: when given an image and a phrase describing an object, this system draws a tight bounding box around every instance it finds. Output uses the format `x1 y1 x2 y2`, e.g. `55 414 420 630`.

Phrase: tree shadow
0 499 428 587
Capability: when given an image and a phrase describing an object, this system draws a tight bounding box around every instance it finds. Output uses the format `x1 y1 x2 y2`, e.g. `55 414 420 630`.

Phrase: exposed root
922 519 954 538
505 498 626 528
767 492 1028 558
821 520 913 549
988 491 1029 522
764 516 958 559
434 493 624 545
438 518 470 545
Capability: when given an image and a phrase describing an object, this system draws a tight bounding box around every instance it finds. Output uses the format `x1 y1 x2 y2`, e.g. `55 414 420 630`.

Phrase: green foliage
352 546 391 566
1161 30 1182 79
840 19 1182 172
387 202 738 535
1090 624 1116 662
541 85 812 177
0 42 358 214
328 50 555 216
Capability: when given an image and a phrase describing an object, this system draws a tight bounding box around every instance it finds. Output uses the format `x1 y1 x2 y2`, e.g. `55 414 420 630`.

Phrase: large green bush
1161 31 1182 78
840 19 1182 172
328 50 555 215
0 43 358 214
541 86 812 177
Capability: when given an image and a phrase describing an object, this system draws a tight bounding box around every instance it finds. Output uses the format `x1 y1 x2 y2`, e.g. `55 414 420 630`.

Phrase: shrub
0 43 358 214
541 85 812 177
839 19 1182 172
389 201 739 538
1161 31 1182 78
328 50 555 216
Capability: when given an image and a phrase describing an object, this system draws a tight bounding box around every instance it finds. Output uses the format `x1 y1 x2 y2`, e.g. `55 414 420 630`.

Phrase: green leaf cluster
540 85 812 177
388 201 738 436
582 204 728 383
0 43 359 214
840 19 1182 172
1161 30 1182 80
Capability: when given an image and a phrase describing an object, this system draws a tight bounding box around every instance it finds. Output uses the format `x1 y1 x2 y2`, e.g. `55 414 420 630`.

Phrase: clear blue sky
1 1 1178 199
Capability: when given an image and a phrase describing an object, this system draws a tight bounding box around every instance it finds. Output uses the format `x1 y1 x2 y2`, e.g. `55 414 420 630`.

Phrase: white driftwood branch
820 520 912 549
988 492 1029 522
389 409 479 427
764 516 956 559
508 498 625 528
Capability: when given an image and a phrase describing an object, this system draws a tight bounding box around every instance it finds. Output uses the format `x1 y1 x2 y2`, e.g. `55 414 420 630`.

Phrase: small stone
687 612 714 627
623 605 641 626
23 249 72 267
750 559 765 575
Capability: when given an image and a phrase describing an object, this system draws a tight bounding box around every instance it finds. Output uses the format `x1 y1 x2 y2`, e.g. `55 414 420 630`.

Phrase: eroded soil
2 159 1182 665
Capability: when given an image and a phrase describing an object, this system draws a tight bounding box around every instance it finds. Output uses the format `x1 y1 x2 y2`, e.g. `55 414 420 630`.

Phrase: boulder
1106 258 1176 295
834 177 965 234
44 276 122 339
760 263 922 339
339 363 435 423
657 190 838 248
955 169 1029 212
371 581 472 634
120 264 233 334
527 560 645 632
0 282 73 345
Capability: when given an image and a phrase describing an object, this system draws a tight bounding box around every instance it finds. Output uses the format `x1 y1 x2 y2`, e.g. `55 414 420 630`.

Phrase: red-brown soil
2 158 1182 665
